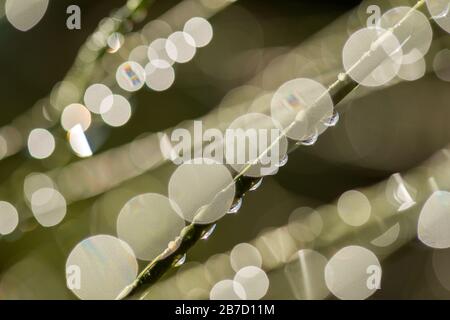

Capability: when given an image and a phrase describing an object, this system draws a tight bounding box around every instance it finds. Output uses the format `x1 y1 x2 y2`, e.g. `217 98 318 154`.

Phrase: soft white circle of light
432 249 450 291
233 266 269 300
145 62 175 91
0 135 7 159
128 45 149 65
271 78 334 141
325 245 381 300
433 49 450 82
100 94 132 127
184 17 213 48
230 243 262 272
0 201 19 235
342 27 403 87
288 207 323 242
148 38 175 67
5 0 49 32
65 235 138 300
168 159 235 224
210 279 246 300
337 190 371 227
142 19 173 43
23 172 55 202
418 191 450 249
115 61 145 92
31 187 67 227
426 0 450 34
116 193 185 261
397 56 426 81
61 103 92 132
225 113 288 177
378 6 432 64
27 128 55 159
166 31 197 63
84 84 113 114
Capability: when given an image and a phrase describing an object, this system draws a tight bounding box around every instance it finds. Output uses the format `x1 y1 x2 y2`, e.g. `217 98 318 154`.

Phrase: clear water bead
201 224 217 240
323 111 340 127
299 130 319 146
249 178 264 191
174 253 187 267
228 198 243 214
277 155 288 167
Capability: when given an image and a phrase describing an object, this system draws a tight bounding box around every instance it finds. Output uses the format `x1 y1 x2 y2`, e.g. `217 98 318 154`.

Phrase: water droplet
174 253 186 267
228 198 243 214
276 155 288 168
338 73 347 82
299 131 318 146
249 178 263 191
323 111 340 127
201 224 217 240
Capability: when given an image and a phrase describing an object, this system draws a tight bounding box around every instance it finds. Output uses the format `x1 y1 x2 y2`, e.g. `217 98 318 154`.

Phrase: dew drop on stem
228 198 243 214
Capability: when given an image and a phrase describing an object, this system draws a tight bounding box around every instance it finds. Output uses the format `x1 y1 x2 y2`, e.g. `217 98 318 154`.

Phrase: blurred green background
0 0 450 299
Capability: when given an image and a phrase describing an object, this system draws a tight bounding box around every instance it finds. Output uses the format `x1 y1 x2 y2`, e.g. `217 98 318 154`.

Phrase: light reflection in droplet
227 198 242 214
